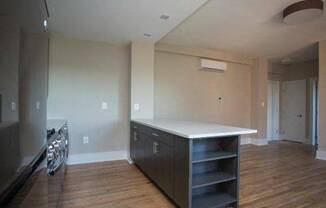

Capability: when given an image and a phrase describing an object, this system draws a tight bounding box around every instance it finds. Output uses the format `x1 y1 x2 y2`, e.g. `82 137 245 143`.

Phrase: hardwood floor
10 141 326 207
62 161 174 208
240 142 326 208
60 141 326 208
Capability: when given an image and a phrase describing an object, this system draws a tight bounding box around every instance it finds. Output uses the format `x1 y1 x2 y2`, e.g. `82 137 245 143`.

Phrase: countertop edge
131 119 258 139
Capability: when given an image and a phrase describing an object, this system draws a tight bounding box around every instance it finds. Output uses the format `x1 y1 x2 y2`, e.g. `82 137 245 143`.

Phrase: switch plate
83 136 89 144
134 103 140 111
36 101 40 110
101 102 108 110
11 102 16 112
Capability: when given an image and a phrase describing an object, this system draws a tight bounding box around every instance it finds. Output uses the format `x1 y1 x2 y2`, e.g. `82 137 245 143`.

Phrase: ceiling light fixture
283 0 324 24
160 14 170 20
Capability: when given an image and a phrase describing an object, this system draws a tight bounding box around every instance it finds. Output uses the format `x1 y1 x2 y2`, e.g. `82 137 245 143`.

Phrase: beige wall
251 58 268 139
130 42 154 119
319 41 326 151
48 37 129 155
154 51 252 129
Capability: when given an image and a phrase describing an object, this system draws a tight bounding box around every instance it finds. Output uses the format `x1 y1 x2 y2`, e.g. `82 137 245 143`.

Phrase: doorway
280 80 306 143
267 80 280 141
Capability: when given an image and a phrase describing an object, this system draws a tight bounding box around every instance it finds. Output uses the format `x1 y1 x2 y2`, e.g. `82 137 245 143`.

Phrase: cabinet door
155 141 174 198
143 136 157 180
130 128 137 161
135 132 145 169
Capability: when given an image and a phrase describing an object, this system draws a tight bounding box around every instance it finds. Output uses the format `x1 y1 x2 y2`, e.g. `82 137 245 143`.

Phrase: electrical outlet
134 103 140 111
101 102 108 110
83 136 89 144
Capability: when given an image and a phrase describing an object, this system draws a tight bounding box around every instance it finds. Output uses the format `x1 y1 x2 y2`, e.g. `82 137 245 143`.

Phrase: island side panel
174 136 191 208
236 135 240 208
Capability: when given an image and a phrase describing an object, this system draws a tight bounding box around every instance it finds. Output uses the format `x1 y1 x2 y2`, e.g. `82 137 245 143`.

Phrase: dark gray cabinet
130 121 240 208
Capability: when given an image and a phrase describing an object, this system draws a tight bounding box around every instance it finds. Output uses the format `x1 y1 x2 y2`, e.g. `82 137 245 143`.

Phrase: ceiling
47 0 208 44
159 0 326 62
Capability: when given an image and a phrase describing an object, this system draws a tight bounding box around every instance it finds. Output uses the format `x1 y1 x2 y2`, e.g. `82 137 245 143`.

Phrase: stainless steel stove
47 126 68 176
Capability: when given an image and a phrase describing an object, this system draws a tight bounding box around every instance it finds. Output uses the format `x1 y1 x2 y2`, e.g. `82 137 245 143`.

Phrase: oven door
8 159 64 208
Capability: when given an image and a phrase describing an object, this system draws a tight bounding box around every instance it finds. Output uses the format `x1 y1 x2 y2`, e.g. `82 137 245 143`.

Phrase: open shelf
192 151 236 163
190 136 239 207
192 172 236 189
192 193 236 208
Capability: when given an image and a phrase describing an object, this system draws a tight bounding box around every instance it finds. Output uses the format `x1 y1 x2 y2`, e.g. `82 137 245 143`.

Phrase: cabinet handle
153 142 159 154
133 132 138 141
152 133 159 137
133 126 138 129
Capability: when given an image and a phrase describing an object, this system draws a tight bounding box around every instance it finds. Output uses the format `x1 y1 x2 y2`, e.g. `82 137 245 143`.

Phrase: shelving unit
192 172 236 189
192 192 236 208
131 121 246 208
192 151 237 163
191 136 239 208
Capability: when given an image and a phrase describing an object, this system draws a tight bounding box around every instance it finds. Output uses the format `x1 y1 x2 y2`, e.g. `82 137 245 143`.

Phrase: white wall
48 37 129 155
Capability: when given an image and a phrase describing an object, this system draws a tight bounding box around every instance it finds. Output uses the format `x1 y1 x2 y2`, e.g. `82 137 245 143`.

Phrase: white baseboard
251 138 268 146
67 150 128 165
240 138 251 145
316 150 326 161
241 138 268 146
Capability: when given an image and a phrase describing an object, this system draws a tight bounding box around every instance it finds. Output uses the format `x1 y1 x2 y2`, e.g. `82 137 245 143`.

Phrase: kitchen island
130 119 257 208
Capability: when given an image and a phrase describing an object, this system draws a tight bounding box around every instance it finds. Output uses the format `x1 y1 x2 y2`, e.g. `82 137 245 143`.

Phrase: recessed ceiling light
143 33 151 37
160 14 170 20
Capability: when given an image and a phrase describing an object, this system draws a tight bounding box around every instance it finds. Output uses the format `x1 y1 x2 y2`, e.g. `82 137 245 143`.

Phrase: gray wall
19 33 49 162
154 51 252 129
0 24 20 122
48 37 129 155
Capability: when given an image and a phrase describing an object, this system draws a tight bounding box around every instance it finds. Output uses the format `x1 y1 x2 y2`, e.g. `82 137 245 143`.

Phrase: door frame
310 78 318 146
267 80 280 141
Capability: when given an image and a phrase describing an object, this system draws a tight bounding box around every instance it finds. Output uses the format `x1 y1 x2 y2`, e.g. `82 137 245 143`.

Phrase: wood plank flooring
11 141 326 207
61 141 326 208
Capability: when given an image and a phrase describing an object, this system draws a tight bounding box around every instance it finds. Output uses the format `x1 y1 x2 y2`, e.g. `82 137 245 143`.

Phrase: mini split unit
200 59 227 72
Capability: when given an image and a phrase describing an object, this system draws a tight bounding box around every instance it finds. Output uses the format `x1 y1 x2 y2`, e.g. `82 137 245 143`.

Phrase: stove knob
47 152 54 160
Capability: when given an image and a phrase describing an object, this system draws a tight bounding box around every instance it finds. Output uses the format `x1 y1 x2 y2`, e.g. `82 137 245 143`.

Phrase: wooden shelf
192 172 236 189
192 151 236 163
192 193 236 208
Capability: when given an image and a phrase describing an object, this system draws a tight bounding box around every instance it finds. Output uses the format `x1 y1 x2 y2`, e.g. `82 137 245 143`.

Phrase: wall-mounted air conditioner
200 59 227 72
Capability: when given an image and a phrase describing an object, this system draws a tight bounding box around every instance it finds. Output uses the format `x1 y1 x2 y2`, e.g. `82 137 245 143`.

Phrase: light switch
261 102 265 107
36 101 40 110
11 102 16 112
83 136 89 144
101 102 108 110
134 103 140 111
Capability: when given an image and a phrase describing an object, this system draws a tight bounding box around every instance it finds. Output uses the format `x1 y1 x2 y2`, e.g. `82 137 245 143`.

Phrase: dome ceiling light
283 0 324 24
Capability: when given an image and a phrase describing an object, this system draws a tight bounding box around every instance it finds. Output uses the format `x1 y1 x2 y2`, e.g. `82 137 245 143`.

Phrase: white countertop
132 119 257 139
47 119 67 131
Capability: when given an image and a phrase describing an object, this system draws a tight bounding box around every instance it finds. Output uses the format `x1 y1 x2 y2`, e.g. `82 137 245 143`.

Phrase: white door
281 80 306 142
267 81 280 140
